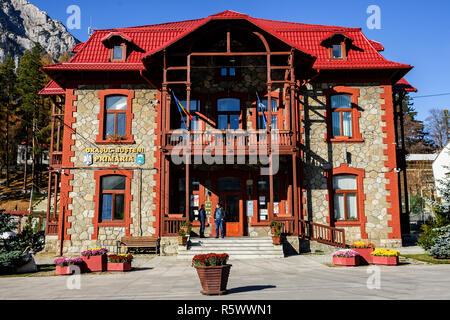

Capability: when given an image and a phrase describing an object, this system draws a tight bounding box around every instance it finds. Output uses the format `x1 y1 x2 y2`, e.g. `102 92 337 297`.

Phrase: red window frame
92 169 133 240
96 89 135 145
324 86 363 143
326 164 367 234
333 176 358 222
100 176 126 222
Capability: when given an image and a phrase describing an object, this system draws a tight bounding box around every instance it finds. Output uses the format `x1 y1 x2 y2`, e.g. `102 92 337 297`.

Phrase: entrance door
219 193 244 237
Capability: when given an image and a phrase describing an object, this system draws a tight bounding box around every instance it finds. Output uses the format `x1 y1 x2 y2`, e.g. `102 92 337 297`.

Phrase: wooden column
292 154 299 235
185 54 192 221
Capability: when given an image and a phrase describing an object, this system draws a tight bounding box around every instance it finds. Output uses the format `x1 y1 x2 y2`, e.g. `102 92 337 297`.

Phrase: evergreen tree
0 55 18 187
16 43 48 196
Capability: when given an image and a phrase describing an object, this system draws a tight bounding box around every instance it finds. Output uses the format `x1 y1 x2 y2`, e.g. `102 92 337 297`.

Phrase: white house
432 142 450 198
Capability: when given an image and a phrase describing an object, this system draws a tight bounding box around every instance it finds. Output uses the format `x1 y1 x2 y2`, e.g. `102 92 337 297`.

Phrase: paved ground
1 252 450 300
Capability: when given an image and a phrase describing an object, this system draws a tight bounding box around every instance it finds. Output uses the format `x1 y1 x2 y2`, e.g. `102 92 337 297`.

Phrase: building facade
40 11 414 255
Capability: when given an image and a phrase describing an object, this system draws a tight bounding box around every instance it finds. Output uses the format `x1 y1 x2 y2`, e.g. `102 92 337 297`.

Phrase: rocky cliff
0 0 79 65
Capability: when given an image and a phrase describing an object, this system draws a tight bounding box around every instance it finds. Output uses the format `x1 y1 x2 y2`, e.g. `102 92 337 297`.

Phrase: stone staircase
177 237 285 260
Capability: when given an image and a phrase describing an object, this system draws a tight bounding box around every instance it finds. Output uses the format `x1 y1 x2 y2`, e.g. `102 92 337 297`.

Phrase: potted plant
180 220 192 235
371 249 400 266
192 253 231 295
270 221 283 245
107 254 133 272
81 248 108 272
54 257 84 275
332 249 361 266
350 241 375 265
178 229 188 246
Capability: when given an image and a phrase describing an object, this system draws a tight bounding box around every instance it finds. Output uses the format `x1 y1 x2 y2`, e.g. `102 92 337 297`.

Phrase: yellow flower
371 248 399 257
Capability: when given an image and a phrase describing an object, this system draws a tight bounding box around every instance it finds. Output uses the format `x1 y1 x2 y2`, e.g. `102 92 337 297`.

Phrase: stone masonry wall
60 84 160 255
301 83 400 248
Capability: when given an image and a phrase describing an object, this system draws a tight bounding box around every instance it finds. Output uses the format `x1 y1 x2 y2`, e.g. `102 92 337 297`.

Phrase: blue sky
32 0 450 122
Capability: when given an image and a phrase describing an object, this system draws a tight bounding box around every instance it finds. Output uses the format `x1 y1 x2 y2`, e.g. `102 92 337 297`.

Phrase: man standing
199 204 206 238
214 203 226 239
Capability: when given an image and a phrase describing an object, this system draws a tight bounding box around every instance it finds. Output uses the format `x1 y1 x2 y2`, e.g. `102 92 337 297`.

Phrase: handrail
299 220 346 248
163 216 187 236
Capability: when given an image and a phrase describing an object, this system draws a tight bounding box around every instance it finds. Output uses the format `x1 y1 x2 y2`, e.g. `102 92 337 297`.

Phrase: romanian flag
172 92 194 121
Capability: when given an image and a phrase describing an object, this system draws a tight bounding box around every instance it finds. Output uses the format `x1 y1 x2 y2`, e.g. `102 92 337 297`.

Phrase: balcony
50 151 63 170
163 130 296 155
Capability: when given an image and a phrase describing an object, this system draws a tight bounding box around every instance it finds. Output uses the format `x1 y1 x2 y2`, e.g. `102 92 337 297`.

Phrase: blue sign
136 153 145 166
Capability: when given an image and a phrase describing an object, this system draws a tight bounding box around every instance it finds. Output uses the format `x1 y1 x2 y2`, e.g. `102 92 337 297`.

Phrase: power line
412 93 450 99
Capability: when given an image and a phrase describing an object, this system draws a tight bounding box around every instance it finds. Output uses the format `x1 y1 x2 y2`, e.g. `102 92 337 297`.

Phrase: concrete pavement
1 254 450 300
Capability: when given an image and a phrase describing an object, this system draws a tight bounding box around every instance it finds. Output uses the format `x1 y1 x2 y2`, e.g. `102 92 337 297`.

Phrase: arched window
333 175 358 221
100 175 126 222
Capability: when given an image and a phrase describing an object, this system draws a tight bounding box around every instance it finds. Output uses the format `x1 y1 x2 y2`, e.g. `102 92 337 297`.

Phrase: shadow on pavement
228 285 276 294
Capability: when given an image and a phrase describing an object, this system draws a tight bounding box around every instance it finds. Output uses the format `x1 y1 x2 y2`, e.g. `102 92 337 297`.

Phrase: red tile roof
393 78 418 93
38 80 65 95
42 10 412 75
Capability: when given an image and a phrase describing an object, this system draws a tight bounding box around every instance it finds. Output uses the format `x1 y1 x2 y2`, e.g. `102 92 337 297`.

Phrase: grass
401 254 450 264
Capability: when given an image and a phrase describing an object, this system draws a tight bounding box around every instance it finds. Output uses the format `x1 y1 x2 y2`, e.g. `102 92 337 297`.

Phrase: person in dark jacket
199 204 206 238
214 203 226 239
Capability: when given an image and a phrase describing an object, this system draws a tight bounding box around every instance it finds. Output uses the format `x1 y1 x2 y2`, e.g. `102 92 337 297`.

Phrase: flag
172 92 194 121
256 92 267 129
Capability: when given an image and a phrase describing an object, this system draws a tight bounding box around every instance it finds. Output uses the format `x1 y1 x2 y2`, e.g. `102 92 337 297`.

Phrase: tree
426 108 450 150
400 94 435 154
16 43 48 198
0 55 18 187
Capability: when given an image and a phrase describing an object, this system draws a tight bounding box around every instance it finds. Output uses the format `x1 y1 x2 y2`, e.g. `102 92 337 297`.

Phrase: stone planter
107 262 132 272
55 265 83 275
333 256 360 267
195 265 232 295
272 236 281 245
352 248 374 265
371 256 399 266
82 255 107 272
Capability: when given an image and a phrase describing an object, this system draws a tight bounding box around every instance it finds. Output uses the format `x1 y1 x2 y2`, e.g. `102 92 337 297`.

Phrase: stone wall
58 84 160 255
301 83 400 247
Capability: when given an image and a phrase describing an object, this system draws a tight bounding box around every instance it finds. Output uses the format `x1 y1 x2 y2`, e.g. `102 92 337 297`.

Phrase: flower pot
195 265 232 295
352 248 374 265
55 265 83 275
333 256 360 267
107 262 132 272
82 255 107 272
372 256 399 266
178 236 188 246
272 236 281 245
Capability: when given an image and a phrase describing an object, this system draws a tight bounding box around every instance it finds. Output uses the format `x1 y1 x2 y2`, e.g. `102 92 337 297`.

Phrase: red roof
42 10 412 75
394 78 418 93
38 80 65 96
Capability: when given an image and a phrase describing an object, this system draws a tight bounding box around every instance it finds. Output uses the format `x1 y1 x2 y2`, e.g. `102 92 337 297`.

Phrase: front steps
177 237 285 260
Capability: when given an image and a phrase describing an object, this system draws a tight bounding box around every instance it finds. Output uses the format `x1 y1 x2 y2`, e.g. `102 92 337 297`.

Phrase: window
221 67 236 77
217 99 240 130
100 175 126 222
112 45 124 61
105 95 127 138
217 177 241 192
331 95 352 137
179 100 200 130
333 175 358 221
332 44 343 59
96 89 134 144
258 100 278 130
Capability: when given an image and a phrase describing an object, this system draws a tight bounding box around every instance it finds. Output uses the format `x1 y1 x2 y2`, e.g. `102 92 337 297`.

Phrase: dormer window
112 45 124 61
321 33 353 61
332 44 343 59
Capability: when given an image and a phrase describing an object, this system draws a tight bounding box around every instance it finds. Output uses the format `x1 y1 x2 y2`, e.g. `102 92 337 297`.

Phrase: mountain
0 0 79 65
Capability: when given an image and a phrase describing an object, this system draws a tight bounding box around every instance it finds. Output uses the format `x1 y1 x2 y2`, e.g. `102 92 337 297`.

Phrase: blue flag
256 92 267 129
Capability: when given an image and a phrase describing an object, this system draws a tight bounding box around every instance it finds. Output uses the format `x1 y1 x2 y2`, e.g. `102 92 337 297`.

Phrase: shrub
0 251 29 274
429 225 450 259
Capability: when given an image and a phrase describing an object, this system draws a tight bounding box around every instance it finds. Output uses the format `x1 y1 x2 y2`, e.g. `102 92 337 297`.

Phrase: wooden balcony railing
273 216 297 235
163 216 187 236
164 130 294 152
300 220 346 248
47 220 59 235
50 152 63 169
